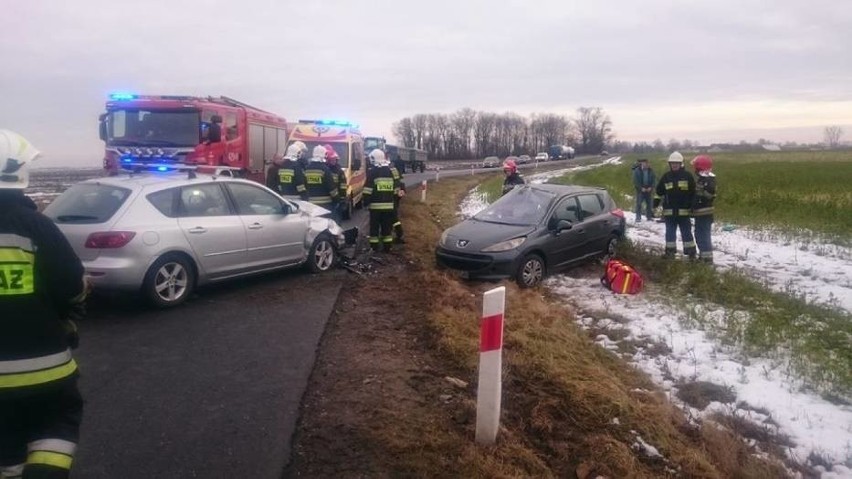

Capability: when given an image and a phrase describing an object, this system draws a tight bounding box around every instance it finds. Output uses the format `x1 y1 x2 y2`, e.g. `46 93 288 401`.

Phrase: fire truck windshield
106 109 200 147
296 142 351 168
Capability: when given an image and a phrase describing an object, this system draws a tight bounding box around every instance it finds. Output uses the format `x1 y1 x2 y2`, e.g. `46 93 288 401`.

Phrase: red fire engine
99 94 288 183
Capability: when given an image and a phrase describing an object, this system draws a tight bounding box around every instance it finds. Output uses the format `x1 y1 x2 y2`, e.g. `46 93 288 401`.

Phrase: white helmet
310 145 327 162
289 141 308 160
369 149 389 167
667 151 684 164
0 130 41 189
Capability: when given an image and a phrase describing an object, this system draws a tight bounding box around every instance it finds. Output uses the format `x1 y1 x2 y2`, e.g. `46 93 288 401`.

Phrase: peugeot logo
457 239 470 248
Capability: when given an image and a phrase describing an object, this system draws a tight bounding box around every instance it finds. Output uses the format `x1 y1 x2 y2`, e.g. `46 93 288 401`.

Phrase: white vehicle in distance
43 168 345 307
535 152 550 162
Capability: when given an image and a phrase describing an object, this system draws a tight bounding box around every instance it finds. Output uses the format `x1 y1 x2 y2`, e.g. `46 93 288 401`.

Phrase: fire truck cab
288 120 367 219
99 94 288 184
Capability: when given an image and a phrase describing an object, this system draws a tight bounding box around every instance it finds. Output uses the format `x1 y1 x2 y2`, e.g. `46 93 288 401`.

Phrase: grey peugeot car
44 171 344 307
436 184 625 287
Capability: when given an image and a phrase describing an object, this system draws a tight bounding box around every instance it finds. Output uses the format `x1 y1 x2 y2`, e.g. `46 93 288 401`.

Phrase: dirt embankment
287 176 792 478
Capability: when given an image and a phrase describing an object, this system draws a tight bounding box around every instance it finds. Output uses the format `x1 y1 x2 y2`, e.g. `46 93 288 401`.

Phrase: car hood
440 219 535 252
290 200 330 218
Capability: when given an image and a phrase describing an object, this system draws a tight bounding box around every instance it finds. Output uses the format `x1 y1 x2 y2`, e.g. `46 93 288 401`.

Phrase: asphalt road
69 156 584 478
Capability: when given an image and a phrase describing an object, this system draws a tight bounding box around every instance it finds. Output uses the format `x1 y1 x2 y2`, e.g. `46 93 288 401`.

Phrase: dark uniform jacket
363 166 400 211
267 159 308 200
692 173 716 216
655 169 695 217
502 172 525 195
304 161 339 206
327 163 348 201
0 191 84 396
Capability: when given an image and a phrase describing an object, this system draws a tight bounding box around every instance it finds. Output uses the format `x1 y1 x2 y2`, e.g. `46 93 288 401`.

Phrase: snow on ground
547 276 852 477
624 213 852 314
456 164 852 476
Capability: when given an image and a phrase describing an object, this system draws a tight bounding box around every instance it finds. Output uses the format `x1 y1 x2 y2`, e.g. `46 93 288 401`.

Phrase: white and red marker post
420 180 427 202
475 286 506 446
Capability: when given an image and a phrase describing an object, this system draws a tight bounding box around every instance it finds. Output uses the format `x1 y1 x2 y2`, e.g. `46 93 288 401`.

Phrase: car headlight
481 237 526 252
439 230 450 247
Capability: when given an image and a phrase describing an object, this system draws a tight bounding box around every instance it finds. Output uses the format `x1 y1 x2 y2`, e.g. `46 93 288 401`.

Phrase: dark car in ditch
436 184 625 287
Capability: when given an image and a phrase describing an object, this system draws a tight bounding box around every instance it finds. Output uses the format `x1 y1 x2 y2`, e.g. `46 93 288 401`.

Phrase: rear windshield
44 183 132 224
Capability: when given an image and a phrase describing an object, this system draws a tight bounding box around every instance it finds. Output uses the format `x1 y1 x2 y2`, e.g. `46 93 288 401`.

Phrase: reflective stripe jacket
0 191 84 395
692 173 716 216
655 169 695 217
502 173 525 195
304 162 339 206
266 159 307 200
363 166 400 211
328 164 348 200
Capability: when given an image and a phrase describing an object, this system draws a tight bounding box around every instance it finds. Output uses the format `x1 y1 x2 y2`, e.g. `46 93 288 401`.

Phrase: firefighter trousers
664 216 696 258
369 210 396 251
0 380 83 479
693 215 714 262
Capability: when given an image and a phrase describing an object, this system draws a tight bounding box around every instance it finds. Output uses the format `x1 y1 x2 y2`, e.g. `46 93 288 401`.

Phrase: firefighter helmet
291 141 308 160
667 151 684 164
691 155 713 172
323 144 339 165
502 158 517 174
0 130 41 189
311 145 327 162
369 149 389 167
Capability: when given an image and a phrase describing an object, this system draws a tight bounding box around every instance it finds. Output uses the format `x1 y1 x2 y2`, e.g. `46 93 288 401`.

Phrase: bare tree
667 138 681 152
824 125 844 149
411 114 428 150
392 117 415 147
574 107 613 154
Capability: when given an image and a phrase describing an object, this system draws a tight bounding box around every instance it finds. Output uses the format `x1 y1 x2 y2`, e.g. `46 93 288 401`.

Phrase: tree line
392 107 614 159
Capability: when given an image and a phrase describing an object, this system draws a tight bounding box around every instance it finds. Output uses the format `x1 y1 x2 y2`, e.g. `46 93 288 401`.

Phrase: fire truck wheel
307 234 337 273
143 253 196 308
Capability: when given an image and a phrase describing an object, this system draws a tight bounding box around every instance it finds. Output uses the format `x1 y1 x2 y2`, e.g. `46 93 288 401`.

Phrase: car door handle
188 227 207 234
247 223 264 230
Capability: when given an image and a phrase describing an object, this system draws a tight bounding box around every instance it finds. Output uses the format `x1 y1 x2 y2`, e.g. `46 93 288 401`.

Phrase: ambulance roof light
110 93 137 101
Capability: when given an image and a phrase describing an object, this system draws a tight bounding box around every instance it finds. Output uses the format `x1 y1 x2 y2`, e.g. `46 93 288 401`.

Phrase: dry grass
391 175 793 478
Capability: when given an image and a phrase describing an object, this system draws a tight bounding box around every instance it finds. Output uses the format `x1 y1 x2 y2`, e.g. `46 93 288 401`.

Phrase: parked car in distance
44 170 344 307
436 184 625 288
518 155 531 164
535 152 549 162
482 156 500 168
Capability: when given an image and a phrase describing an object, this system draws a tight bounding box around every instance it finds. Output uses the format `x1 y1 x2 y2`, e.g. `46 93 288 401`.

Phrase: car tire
516 253 545 288
602 235 618 260
143 253 196 308
307 234 337 273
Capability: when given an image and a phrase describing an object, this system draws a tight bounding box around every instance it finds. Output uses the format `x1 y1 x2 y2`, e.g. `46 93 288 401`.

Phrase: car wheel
307 235 337 273
143 253 195 308
516 254 545 288
603 235 618 259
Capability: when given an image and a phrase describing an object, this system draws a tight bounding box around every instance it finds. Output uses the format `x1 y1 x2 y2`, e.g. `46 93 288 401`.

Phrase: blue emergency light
156 166 169 172
110 93 137 101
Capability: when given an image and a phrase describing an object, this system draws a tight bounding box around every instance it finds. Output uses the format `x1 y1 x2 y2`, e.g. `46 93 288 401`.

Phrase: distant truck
549 145 576 160
364 136 427 173
99 94 289 184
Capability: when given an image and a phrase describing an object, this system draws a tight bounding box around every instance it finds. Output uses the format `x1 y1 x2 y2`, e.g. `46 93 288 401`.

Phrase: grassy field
552 150 852 242
387 175 792 477
549 151 852 399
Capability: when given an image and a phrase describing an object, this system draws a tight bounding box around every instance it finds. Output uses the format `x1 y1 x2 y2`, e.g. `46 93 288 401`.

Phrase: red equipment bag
601 259 644 294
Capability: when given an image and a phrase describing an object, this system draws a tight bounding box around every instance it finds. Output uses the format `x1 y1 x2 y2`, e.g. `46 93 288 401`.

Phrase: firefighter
691 155 717 263
362 149 400 252
655 151 696 258
501 158 525 195
0 130 87 479
389 162 405 244
323 144 348 222
267 142 308 201
304 145 339 209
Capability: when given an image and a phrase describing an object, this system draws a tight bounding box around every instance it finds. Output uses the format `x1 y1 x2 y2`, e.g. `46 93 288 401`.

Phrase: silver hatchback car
43 172 344 307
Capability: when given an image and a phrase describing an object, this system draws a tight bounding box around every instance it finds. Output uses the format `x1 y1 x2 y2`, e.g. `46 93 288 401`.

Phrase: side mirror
555 219 573 232
352 159 362 170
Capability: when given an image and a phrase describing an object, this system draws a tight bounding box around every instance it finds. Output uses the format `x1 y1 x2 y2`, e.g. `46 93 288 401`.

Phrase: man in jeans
632 158 656 221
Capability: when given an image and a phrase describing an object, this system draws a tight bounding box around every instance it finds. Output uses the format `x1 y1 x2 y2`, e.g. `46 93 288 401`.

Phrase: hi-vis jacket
363 166 400 211
0 191 85 396
655 169 695 217
304 162 339 206
327 163 348 200
692 173 717 216
266 159 307 200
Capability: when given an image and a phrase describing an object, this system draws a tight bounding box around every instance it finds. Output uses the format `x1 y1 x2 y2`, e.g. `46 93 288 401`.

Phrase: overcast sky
2 0 851 166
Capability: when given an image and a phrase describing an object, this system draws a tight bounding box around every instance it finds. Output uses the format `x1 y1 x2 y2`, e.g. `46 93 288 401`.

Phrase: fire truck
288 120 367 219
99 94 288 183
